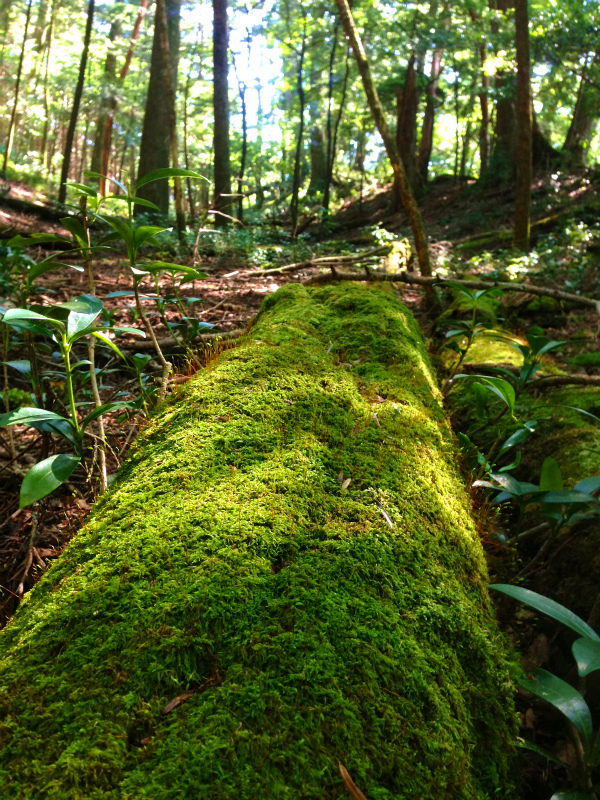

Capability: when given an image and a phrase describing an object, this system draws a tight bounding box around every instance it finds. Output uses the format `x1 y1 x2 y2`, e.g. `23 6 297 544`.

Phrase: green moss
0 284 516 799
568 352 600 369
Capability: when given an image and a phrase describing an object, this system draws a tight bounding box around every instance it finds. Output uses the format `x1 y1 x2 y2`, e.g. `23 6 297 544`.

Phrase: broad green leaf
514 738 564 766
65 294 103 339
537 340 565 356
550 793 595 800
133 226 169 251
500 427 533 453
564 406 600 424
84 171 128 196
19 453 80 508
60 216 89 246
106 216 134 257
7 233 70 247
0 406 74 430
572 638 600 677
488 471 523 495
2 307 64 330
130 353 152 371
541 490 597 505
135 168 209 191
81 401 135 430
489 585 600 641
29 260 84 282
66 181 98 197
540 457 563 492
518 669 593 750
91 330 127 361
105 194 161 211
2 360 31 378
454 374 515 414
574 477 600 494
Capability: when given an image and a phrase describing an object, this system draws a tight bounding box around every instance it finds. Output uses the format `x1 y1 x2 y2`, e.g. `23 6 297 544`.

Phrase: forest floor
1 168 600 799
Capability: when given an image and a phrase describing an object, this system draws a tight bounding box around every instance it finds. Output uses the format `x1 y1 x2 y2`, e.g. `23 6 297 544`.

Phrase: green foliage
490 584 600 799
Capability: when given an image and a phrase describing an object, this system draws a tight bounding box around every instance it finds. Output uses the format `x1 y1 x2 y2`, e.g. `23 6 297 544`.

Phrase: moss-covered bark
0 284 515 799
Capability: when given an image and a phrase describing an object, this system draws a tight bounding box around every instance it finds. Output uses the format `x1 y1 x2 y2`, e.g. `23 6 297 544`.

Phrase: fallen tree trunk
0 283 515 798
303 269 600 313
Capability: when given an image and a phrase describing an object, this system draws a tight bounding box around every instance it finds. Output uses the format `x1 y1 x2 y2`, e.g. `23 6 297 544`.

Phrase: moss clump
0 283 515 799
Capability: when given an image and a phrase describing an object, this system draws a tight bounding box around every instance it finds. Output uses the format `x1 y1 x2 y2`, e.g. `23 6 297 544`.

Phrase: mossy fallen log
0 283 515 799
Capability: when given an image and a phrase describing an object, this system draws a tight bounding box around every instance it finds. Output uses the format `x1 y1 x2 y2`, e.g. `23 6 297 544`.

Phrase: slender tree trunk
290 26 307 238
322 24 339 214
254 78 265 209
40 0 55 175
90 20 120 191
58 0 95 203
183 81 196 222
563 50 599 166
212 0 232 226
335 0 430 275
417 3 449 182
98 0 148 192
393 54 420 197
468 9 490 176
137 0 181 215
513 0 532 251
323 48 349 218
155 0 185 237
237 80 247 222
3 0 33 174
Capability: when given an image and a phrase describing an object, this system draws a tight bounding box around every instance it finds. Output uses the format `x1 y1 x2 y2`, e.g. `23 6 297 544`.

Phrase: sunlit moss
0 283 515 799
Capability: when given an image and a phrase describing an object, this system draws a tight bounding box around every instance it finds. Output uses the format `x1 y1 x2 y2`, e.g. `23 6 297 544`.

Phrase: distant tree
212 0 232 227
137 0 181 215
58 0 95 204
513 0 532 251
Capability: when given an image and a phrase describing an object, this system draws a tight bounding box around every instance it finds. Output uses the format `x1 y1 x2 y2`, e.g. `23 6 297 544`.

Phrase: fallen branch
120 328 244 354
302 269 600 313
242 245 392 277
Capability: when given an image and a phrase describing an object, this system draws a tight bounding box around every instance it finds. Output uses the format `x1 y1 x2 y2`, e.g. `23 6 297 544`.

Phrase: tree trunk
335 0 431 275
417 47 444 183
212 0 232 226
290 26 307 238
90 20 121 191
532 109 558 168
57 0 94 203
309 126 327 193
0 283 516 799
393 55 420 197
487 0 517 183
40 0 55 175
2 0 33 174
323 48 350 218
98 0 148 193
254 78 265 209
513 0 532 251
137 0 181 215
155 0 185 238
563 51 599 166
237 79 247 222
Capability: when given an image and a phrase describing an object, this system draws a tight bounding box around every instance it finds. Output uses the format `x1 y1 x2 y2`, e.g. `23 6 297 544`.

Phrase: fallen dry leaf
339 763 368 800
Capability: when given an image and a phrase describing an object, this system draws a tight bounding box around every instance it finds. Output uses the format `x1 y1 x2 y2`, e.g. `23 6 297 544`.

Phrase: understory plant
0 167 209 507
490 584 600 800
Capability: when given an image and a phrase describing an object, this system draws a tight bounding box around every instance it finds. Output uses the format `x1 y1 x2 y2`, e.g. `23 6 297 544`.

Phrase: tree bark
487 0 517 183
563 50 599 166
290 26 307 238
94 1 148 195
417 5 448 183
323 48 350 218
513 0 532 251
90 20 121 192
393 55 420 197
155 0 185 238
2 0 33 174
40 0 55 175
237 78 247 222
212 0 232 226
137 0 181 215
58 0 95 203
335 0 430 276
